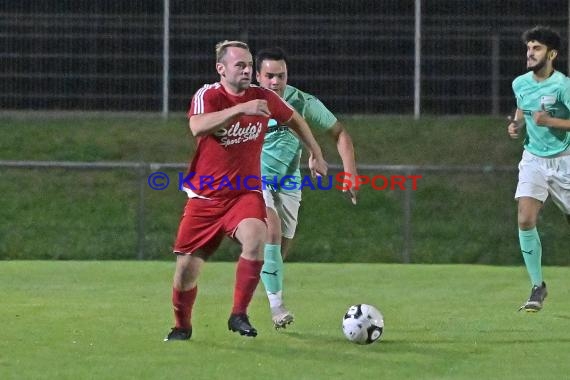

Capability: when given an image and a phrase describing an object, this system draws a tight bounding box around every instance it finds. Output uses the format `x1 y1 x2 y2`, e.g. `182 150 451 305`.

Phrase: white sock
267 291 283 309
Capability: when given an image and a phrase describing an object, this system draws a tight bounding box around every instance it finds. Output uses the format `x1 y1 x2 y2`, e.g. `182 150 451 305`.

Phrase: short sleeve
187 84 219 118
264 89 294 124
303 96 337 132
512 78 521 109
559 77 570 111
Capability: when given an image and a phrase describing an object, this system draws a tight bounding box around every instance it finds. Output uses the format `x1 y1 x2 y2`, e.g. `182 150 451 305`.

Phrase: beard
527 56 547 73
234 76 252 91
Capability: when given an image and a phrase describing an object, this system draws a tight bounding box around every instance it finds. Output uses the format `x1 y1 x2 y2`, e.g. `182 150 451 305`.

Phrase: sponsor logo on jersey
214 121 263 147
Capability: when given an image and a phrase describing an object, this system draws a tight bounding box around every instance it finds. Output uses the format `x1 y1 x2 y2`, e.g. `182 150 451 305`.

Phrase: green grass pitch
1 261 570 379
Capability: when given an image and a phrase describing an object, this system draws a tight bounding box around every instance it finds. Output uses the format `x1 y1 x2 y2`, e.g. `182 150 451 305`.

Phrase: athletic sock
172 286 197 330
267 291 284 309
260 244 284 308
232 257 263 315
519 227 543 286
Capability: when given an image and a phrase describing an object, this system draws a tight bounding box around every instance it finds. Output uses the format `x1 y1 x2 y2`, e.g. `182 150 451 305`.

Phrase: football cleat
164 327 192 341
271 305 294 329
228 314 258 337
518 281 547 312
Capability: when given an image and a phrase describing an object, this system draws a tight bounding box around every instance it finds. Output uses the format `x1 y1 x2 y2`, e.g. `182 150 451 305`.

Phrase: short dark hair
255 47 289 73
522 26 561 51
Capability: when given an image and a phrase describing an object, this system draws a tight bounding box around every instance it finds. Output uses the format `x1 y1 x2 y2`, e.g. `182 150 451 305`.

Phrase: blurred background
2 0 569 115
1 1 570 264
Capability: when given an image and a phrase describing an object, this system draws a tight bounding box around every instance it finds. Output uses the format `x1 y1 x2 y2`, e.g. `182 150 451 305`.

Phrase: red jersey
183 83 294 199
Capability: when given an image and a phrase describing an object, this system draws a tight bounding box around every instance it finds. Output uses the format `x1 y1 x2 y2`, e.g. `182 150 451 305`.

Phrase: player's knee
266 230 281 244
518 217 537 230
265 211 282 243
517 206 539 230
241 239 265 260
174 254 201 289
236 218 266 259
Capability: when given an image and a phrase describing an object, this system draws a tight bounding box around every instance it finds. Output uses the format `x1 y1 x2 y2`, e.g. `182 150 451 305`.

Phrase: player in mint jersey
261 89 338 192
507 26 570 312
255 47 358 328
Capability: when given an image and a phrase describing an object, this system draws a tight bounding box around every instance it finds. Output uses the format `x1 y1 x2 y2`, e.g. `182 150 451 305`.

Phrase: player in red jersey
164 40 328 341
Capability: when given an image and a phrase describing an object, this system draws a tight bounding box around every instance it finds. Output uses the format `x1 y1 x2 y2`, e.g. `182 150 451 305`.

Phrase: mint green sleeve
512 78 522 108
559 77 570 110
302 96 338 132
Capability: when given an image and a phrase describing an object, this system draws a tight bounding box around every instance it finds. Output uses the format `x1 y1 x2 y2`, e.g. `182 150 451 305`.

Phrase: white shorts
515 149 570 215
262 189 302 239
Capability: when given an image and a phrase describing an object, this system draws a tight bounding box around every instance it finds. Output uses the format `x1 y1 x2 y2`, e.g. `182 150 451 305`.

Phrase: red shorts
173 192 266 256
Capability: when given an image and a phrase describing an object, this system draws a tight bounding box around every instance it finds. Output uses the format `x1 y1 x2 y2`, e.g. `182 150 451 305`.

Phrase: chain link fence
2 0 569 115
2 159 570 265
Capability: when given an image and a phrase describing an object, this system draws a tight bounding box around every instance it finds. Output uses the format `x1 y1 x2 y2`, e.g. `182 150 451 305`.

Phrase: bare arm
189 100 270 137
285 111 328 177
329 122 358 204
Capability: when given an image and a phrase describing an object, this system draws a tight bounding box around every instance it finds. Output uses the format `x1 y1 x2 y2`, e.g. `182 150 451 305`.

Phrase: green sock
519 227 543 286
261 244 283 294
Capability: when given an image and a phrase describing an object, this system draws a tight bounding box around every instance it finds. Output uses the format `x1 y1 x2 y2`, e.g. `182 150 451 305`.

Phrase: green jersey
261 85 337 191
512 70 570 157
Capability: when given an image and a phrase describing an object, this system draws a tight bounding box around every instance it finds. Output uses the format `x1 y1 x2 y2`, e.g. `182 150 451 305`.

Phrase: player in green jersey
508 26 570 312
255 47 358 328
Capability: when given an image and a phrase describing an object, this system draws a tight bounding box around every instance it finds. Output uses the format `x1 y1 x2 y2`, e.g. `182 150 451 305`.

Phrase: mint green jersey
512 71 570 157
261 85 337 191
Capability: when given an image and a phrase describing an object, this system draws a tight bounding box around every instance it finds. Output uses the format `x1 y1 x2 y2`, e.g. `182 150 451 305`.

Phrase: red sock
232 257 263 315
172 286 197 329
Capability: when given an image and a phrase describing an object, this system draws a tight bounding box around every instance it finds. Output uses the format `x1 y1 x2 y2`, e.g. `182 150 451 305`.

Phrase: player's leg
268 191 300 328
227 218 265 336
165 253 205 341
548 154 570 227
517 196 543 285
225 193 267 337
517 197 548 311
262 208 285 307
515 152 549 311
281 236 293 259
260 189 288 327
278 190 302 260
165 199 223 341
261 189 284 296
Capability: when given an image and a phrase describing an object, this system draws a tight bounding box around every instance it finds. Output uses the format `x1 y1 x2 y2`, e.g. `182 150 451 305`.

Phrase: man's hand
308 153 328 178
240 100 271 116
507 115 524 139
533 105 551 127
339 172 358 205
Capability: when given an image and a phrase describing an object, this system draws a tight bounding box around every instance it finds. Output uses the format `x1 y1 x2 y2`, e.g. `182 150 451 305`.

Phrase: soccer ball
342 304 384 345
